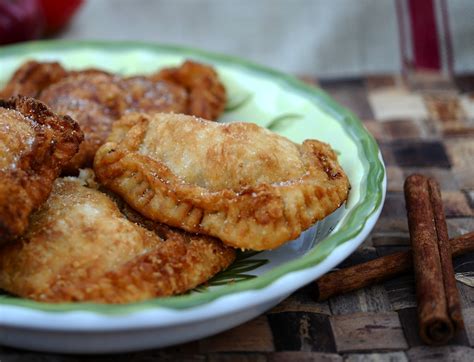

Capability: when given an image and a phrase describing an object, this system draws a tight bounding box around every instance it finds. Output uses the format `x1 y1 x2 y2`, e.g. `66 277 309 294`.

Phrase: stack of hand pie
0 61 350 304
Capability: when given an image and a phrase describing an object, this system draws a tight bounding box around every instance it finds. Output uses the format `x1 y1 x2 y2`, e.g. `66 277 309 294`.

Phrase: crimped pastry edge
94 116 350 250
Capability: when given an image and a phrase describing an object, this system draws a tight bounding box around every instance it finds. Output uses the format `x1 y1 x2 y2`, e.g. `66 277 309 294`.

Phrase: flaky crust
0 177 236 303
0 96 83 241
7 60 225 173
94 113 350 250
121 76 188 114
0 60 68 99
152 60 227 121
1 59 227 121
40 72 127 173
40 73 189 173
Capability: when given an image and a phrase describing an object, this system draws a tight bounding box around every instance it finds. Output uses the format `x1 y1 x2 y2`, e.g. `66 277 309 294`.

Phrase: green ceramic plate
0 40 385 353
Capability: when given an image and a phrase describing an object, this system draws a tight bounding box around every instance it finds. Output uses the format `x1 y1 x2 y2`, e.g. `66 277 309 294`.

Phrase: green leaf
216 259 268 274
456 272 474 287
225 93 253 112
208 274 258 285
266 113 302 131
192 285 208 293
192 250 268 292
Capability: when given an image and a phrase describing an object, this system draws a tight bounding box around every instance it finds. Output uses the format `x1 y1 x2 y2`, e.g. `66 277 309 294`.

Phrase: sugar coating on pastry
0 96 83 242
94 113 350 250
139 115 306 191
0 177 235 303
2 60 227 174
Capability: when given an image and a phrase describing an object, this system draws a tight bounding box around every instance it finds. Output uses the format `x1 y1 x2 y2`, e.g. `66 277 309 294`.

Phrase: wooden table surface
1 71 473 361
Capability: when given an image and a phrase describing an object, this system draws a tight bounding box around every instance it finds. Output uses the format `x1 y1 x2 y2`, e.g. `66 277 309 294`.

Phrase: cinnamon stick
427 178 464 334
314 231 474 301
405 174 462 345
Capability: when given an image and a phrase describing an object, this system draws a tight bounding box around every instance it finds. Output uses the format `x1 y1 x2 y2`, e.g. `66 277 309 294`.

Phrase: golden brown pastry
0 60 68 99
40 72 127 173
1 59 227 122
1 60 226 173
0 96 83 242
40 73 190 173
153 60 227 121
0 176 235 303
94 113 350 250
0 60 114 100
121 76 187 114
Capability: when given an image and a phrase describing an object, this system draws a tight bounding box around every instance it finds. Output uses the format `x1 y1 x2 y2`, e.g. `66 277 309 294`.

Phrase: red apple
0 0 45 45
39 0 83 34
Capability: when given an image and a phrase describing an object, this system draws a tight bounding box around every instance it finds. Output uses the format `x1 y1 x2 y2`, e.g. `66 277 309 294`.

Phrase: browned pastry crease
94 113 350 250
0 96 83 241
152 60 227 121
0 176 236 303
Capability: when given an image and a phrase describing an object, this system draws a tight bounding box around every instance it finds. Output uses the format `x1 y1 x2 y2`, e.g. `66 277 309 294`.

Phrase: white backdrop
62 0 474 76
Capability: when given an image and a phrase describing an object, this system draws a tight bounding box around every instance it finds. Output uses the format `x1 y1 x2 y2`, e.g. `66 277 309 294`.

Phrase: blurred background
1 0 473 77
